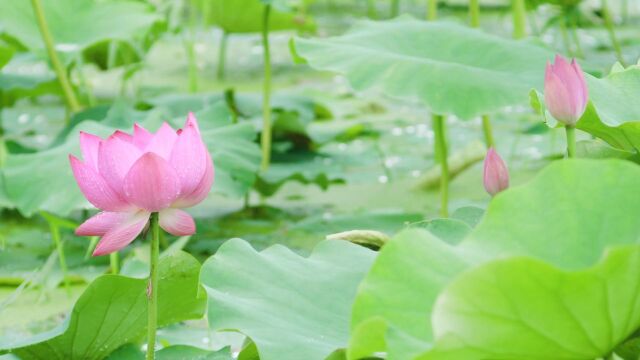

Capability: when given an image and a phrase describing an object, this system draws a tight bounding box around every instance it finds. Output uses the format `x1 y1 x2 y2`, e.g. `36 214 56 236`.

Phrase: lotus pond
1 0 640 359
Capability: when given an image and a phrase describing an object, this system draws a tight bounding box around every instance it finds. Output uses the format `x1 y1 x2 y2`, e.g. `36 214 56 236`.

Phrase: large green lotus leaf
462 160 640 268
0 251 207 360
1 103 260 217
200 238 376 360
292 18 554 120
0 0 161 58
155 345 232 360
0 48 59 96
197 0 314 34
107 344 233 360
0 73 57 92
254 152 346 196
291 210 423 236
348 159 640 359
419 245 640 359
577 66 640 152
348 229 471 360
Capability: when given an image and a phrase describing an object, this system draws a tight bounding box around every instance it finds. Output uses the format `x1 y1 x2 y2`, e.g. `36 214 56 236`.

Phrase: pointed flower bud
544 55 588 126
483 148 509 196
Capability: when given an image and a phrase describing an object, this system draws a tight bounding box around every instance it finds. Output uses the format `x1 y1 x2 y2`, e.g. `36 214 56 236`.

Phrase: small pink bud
544 55 589 126
483 148 509 196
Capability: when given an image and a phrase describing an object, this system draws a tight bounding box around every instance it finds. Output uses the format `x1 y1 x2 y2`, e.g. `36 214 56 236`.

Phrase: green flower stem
146 212 160 360
108 41 120 72
568 15 584 58
75 55 96 107
186 0 198 92
185 39 198 93
260 5 273 172
621 0 628 23
602 0 626 66
565 125 576 158
47 218 70 296
30 0 81 114
427 0 437 20
243 192 251 210
481 115 495 148
467 2 497 149
85 236 99 259
527 9 540 35
391 0 400 17
433 114 449 217
511 0 527 39
0 92 4 137
110 252 119 274
0 135 6 169
224 88 240 124
427 0 447 217
367 0 378 19
216 31 228 80
469 0 480 27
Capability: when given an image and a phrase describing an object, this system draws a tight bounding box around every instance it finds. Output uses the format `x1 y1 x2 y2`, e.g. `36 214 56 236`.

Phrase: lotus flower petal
79 132 101 172
133 123 153 150
545 64 576 124
93 211 150 256
553 57 585 117
570 59 588 109
159 208 196 236
172 151 214 208
144 122 178 160
112 130 133 144
98 135 142 195
123 152 181 212
551 55 574 85
185 112 200 134
170 116 208 195
70 155 130 211
76 211 131 236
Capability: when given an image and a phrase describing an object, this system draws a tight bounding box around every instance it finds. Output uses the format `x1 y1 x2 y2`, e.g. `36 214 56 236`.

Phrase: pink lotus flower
544 55 588 126
69 113 214 256
483 148 509 196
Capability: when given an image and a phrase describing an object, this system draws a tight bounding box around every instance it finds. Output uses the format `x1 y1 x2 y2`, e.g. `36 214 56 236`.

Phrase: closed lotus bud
544 55 588 126
483 148 509 196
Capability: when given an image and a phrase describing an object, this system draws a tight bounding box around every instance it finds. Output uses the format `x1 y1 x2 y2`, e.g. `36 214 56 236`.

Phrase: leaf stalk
30 0 82 114
260 5 273 172
511 0 527 39
433 114 449 217
565 125 576 158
